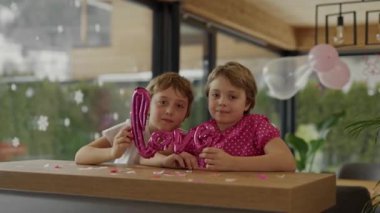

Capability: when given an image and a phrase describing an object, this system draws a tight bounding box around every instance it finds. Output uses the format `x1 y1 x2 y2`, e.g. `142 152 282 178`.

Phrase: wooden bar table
337 179 379 194
337 178 380 204
0 160 336 213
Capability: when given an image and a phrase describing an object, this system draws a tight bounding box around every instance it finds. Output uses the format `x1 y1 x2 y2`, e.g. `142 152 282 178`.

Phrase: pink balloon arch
263 44 351 100
317 60 350 89
308 44 340 73
308 44 350 89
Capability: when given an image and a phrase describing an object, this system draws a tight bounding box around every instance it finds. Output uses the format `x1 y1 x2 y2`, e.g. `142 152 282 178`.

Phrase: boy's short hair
146 72 194 117
205 62 257 114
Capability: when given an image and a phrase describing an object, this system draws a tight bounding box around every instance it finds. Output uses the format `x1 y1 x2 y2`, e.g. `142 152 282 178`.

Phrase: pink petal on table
109 167 119 173
257 173 268 180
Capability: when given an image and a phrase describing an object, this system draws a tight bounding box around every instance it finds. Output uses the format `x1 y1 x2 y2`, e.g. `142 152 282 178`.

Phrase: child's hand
161 154 184 168
162 152 198 170
178 152 198 170
200 147 234 171
111 126 133 159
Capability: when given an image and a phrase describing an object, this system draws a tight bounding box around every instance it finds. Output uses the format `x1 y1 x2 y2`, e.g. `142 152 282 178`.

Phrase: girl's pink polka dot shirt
185 114 280 168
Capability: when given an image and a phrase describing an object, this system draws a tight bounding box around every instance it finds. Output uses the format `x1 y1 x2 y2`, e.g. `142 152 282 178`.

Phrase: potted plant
285 111 345 172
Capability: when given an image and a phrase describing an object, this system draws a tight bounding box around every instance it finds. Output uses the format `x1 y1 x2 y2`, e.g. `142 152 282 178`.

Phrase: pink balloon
317 60 350 89
308 44 339 72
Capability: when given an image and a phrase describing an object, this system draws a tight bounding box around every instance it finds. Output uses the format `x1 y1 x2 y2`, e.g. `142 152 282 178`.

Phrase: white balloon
263 56 312 100
295 64 313 89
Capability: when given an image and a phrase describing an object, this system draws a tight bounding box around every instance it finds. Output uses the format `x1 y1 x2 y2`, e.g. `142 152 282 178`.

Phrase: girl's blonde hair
205 62 257 114
146 72 194 117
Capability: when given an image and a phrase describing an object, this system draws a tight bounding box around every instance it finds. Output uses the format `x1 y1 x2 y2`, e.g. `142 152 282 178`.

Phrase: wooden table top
0 160 336 213
337 179 379 195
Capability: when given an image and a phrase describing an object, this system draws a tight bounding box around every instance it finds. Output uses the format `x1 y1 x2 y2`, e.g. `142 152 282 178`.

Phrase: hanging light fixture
377 13 380 41
365 9 380 45
333 4 345 45
315 0 380 47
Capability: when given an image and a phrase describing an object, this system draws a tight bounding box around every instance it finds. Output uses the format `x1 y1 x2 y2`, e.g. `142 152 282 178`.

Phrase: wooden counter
0 160 336 213
337 179 379 195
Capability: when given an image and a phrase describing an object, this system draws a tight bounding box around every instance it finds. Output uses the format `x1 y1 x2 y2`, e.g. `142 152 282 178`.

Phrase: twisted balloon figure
130 87 155 158
131 87 222 158
130 87 190 158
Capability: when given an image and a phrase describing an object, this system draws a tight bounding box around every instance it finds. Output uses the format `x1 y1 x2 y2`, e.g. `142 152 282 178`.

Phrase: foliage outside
285 111 345 172
296 81 380 172
345 117 380 213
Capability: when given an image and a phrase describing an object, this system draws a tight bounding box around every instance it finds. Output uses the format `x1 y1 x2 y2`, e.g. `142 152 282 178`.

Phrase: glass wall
179 22 208 130
295 55 380 172
0 0 153 160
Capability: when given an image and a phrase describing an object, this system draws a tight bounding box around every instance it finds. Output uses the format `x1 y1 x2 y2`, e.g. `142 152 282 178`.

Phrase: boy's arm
75 125 132 165
74 137 114 165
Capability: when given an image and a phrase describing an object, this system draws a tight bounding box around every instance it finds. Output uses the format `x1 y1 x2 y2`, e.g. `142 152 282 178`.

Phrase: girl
75 72 196 166
185 62 296 172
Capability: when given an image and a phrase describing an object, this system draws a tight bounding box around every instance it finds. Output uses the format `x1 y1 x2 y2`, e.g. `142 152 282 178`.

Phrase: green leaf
285 133 309 171
285 133 309 155
345 117 380 139
296 160 306 172
317 110 346 137
309 139 325 154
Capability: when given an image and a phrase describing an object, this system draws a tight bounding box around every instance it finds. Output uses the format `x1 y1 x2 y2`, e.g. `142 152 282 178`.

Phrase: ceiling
247 0 380 27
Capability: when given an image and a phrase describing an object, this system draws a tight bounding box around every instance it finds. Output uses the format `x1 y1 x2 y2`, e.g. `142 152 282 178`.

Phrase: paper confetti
175 171 187 177
109 167 119 173
225 178 237 182
257 173 268 180
153 170 165 175
78 167 94 170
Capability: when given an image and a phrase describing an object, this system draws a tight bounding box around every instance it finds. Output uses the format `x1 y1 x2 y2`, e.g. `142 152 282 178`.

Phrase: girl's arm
235 137 296 172
201 138 296 172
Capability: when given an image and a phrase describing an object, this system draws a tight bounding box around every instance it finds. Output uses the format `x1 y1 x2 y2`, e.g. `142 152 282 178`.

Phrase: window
179 22 208 129
295 55 380 172
0 0 153 160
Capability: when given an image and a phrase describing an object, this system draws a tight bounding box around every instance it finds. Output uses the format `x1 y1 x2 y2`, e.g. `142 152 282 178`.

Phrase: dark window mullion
152 1 180 78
